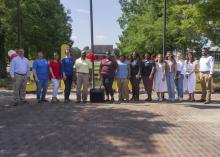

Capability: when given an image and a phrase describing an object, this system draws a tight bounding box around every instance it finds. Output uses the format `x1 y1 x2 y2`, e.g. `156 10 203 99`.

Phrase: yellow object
26 60 37 92
61 44 70 90
112 80 132 91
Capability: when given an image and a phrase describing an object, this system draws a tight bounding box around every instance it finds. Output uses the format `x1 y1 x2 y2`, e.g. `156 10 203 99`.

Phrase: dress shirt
74 58 92 74
10 56 30 78
199 55 214 74
176 59 185 74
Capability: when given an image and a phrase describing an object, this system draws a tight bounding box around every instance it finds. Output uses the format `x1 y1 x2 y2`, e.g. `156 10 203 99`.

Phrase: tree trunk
0 33 7 78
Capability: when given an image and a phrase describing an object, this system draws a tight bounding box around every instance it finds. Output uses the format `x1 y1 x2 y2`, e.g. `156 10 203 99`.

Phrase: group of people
100 48 214 104
10 48 214 105
10 49 92 105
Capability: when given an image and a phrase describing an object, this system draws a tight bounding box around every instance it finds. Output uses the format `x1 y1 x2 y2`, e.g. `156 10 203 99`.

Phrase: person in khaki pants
199 48 214 104
10 49 30 106
115 54 130 102
74 51 92 103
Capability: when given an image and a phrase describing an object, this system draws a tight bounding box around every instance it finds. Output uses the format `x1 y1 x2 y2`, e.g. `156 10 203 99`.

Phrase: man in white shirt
199 48 214 104
10 49 30 105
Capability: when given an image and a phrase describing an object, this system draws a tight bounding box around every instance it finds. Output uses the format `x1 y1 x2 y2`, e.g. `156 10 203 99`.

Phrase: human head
81 51 87 59
176 52 183 60
131 52 139 60
187 52 195 63
17 49 24 57
105 51 112 59
37 51 43 59
166 51 174 61
53 52 59 60
145 52 151 60
120 54 126 62
157 54 163 63
201 48 209 56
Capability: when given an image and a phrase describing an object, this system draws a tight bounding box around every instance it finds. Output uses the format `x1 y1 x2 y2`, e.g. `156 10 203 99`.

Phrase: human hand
149 75 153 80
63 74 66 81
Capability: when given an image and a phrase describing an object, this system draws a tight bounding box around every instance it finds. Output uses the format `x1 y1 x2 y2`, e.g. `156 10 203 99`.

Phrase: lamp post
16 0 21 49
90 0 95 88
163 0 167 57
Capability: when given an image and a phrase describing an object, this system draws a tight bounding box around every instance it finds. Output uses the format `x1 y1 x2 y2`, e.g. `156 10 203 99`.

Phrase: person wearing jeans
99 51 118 102
165 51 177 102
61 49 75 103
175 52 185 101
49 52 62 103
33 52 49 103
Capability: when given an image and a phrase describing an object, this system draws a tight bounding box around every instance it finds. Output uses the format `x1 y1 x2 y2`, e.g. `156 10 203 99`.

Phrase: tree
117 0 220 55
0 0 73 59
70 47 81 59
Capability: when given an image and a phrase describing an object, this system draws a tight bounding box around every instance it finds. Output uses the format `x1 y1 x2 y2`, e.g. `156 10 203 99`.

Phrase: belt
15 72 27 76
77 72 89 74
200 71 210 74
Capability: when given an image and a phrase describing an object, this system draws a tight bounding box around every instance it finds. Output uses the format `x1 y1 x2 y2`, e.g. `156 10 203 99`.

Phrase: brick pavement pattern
0 91 220 157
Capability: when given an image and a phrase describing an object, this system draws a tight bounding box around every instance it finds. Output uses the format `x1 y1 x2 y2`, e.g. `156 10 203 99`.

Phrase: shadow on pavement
0 102 176 157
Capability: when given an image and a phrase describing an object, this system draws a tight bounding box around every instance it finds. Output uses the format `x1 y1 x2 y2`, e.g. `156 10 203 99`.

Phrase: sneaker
179 97 183 101
51 97 58 103
204 100 211 104
159 98 163 102
37 100 41 103
41 99 48 103
82 100 87 103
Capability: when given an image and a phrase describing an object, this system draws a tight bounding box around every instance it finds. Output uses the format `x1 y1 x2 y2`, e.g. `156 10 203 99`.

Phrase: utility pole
163 0 167 57
16 0 21 49
90 0 95 88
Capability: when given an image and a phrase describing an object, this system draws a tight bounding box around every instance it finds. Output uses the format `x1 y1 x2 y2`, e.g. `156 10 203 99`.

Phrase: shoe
64 99 69 103
204 100 211 104
51 97 59 103
37 100 41 103
198 99 206 102
41 99 48 103
82 100 87 103
76 100 81 103
21 100 28 104
110 98 115 102
145 98 152 101
179 97 183 101
159 98 163 102
13 101 20 106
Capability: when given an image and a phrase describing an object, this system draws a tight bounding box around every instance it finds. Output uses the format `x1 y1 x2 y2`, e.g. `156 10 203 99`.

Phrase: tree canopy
117 0 220 55
0 0 73 59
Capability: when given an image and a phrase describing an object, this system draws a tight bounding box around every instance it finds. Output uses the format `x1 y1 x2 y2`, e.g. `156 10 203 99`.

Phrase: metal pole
163 0 167 57
17 0 21 49
90 0 95 88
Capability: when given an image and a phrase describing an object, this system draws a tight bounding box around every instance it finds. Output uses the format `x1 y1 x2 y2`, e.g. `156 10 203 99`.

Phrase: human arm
32 61 39 81
209 56 214 78
10 59 15 79
149 62 156 80
61 59 66 80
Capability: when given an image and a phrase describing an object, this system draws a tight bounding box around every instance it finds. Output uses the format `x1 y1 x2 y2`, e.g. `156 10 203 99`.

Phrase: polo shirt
74 58 92 74
33 59 48 80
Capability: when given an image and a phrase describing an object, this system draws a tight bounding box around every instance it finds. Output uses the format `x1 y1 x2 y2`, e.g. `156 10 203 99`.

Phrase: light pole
90 0 95 88
163 0 167 57
16 0 21 49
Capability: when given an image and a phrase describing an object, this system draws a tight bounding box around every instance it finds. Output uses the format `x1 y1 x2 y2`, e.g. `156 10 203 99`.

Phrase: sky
60 0 122 49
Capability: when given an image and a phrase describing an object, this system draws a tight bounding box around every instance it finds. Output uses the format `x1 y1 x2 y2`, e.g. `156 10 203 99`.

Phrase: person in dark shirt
61 49 75 102
99 51 118 102
141 53 156 101
130 52 141 101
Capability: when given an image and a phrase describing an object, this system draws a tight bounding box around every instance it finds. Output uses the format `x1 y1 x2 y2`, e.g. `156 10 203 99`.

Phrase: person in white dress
154 54 167 102
184 52 196 102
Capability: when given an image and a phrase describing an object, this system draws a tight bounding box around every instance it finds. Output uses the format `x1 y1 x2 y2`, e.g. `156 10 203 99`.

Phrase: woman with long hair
130 52 141 101
175 52 185 101
49 52 62 103
154 54 167 102
165 51 177 102
184 52 196 101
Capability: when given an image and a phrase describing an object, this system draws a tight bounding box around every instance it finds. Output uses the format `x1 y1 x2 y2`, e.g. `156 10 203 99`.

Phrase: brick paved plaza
0 90 220 157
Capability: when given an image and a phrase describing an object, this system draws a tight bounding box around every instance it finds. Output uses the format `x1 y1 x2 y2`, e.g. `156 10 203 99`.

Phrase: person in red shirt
49 52 62 103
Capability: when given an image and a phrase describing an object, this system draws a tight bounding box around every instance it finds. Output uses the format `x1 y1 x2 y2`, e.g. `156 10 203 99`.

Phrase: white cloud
95 35 106 40
76 9 90 14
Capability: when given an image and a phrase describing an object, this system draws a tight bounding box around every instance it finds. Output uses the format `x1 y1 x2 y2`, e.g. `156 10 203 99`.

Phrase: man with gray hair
10 49 30 105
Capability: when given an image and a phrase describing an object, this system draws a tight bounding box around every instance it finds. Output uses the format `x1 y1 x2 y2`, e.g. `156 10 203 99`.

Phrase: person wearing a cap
33 52 49 103
199 48 214 104
61 49 75 103
99 51 118 102
74 51 92 103
10 49 30 105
